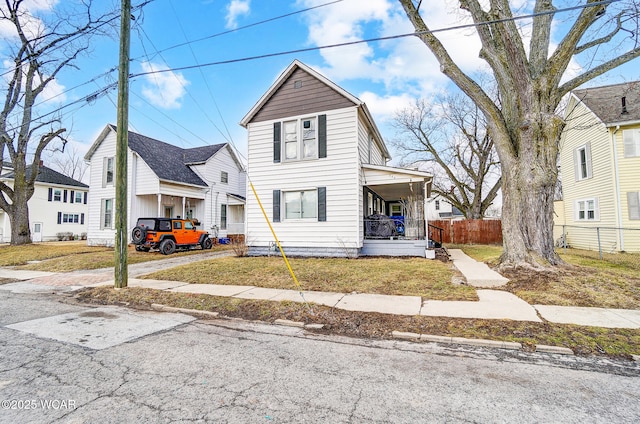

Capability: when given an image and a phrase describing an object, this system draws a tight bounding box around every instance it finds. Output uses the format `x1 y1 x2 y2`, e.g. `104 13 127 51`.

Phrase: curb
391 331 575 355
150 303 219 318
274 318 325 330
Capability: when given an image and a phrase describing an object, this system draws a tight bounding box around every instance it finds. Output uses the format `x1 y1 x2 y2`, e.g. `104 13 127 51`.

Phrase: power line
130 0 620 78
137 0 345 62
3 0 620 137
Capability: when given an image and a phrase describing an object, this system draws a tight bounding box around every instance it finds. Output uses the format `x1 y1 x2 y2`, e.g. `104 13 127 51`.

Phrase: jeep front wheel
201 237 213 250
131 226 147 244
159 239 176 255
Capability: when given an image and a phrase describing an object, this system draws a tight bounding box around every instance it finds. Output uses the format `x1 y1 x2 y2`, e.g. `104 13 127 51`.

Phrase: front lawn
455 245 640 309
141 256 477 301
3 241 230 272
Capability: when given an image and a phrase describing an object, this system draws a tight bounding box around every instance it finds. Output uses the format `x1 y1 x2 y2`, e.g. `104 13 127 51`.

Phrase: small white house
425 193 464 221
240 60 433 257
0 164 89 242
84 125 245 246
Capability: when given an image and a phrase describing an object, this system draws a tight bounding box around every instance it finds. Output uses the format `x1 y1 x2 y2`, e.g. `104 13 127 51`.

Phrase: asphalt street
1 290 639 423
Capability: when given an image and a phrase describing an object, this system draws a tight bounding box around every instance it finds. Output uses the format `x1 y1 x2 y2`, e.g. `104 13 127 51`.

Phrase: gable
572 81 640 125
249 68 357 123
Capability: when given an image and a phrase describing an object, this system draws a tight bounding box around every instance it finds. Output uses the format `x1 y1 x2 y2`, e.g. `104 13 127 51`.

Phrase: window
274 115 326 163
220 204 227 229
63 214 79 223
185 221 194 230
173 221 182 230
57 212 84 225
435 200 440 210
75 191 83 203
221 171 228 184
53 189 62 202
574 144 592 180
628 192 640 220
284 190 317 219
623 129 640 157
575 198 599 221
103 157 114 187
101 199 113 229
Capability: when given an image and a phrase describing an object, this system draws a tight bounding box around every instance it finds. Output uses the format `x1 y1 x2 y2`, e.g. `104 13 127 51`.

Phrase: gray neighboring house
0 164 89 242
84 124 245 246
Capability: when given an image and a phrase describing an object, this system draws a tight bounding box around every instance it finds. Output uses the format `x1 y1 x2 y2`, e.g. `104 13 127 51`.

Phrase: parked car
131 217 213 255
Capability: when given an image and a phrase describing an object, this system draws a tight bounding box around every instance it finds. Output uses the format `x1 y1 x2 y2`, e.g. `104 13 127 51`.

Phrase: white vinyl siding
246 106 361 249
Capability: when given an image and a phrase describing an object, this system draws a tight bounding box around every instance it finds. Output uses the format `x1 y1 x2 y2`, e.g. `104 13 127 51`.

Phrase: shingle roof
572 81 640 124
121 126 225 187
1 165 88 188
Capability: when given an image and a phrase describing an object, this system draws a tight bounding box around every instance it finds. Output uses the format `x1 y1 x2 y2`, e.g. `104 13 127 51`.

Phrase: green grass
0 241 110 266
142 256 477 301
453 244 640 309
3 242 231 272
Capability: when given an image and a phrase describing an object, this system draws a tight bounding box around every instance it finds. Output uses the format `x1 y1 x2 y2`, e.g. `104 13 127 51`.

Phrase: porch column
157 193 162 216
182 196 186 219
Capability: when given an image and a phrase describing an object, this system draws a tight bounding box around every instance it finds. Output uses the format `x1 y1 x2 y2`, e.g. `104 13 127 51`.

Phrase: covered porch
360 164 434 257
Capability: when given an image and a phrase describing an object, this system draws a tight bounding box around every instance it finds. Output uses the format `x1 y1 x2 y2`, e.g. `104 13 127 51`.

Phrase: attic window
294 80 302 89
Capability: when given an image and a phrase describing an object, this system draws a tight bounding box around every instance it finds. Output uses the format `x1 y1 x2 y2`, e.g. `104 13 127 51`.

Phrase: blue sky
5 0 640 169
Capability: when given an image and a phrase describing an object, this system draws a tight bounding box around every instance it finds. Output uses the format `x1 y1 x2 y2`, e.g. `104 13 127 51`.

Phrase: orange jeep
131 217 213 255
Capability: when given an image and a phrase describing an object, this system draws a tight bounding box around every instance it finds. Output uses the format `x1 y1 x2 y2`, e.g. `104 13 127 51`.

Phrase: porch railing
364 216 426 240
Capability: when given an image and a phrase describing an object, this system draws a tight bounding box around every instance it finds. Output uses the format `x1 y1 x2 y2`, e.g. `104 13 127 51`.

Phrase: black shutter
63 190 68 203
273 190 281 223
84 192 88 204
48 188 53 201
273 122 281 163
318 114 327 158
57 212 62 224
81 213 85 225
70 190 75 203
318 187 326 222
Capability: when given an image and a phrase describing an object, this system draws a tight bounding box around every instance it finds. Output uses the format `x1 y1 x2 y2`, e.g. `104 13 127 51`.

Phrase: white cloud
0 0 57 38
225 0 250 29
298 1 486 97
140 62 189 109
359 91 416 123
40 77 66 104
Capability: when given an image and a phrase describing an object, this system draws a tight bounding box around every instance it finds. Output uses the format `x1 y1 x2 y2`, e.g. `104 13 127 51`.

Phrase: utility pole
114 0 131 289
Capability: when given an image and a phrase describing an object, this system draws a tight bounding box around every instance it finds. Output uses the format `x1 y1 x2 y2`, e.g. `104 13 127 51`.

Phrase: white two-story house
240 60 433 257
0 164 89 242
84 124 245 246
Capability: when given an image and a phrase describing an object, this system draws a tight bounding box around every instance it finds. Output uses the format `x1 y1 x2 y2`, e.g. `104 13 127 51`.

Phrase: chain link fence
553 224 640 270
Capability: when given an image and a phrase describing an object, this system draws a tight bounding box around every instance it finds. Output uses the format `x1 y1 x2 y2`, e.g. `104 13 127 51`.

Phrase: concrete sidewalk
0 250 639 329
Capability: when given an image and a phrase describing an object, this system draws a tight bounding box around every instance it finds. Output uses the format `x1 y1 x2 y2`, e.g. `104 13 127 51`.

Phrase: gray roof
2 164 88 188
572 81 640 124
119 125 225 187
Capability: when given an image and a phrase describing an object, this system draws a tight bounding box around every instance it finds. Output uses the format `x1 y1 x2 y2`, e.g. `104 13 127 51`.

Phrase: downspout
611 125 624 251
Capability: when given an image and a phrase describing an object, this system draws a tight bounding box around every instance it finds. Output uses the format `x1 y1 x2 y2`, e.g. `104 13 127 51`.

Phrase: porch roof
362 164 432 199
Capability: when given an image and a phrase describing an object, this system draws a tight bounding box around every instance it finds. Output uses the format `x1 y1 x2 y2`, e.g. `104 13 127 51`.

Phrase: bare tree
392 93 501 219
0 1 118 244
398 0 640 269
47 145 89 182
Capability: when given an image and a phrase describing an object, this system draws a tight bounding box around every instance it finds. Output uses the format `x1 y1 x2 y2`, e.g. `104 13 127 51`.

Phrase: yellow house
557 81 640 253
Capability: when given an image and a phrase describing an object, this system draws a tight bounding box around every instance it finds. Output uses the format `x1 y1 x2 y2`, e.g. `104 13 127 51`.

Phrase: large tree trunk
9 192 31 245
497 93 564 269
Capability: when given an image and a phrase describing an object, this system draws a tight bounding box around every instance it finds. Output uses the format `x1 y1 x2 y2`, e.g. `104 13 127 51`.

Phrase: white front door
33 222 42 242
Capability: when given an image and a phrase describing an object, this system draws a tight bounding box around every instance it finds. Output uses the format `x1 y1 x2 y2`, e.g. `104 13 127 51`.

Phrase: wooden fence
429 219 503 245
